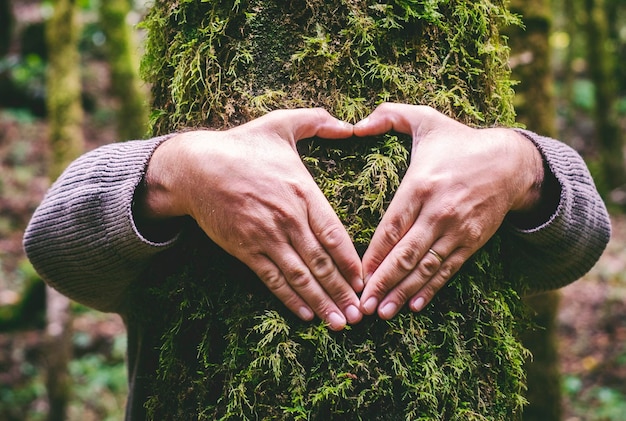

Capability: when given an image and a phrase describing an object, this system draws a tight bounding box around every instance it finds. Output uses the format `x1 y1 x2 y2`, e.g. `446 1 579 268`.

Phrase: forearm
23 135 179 314
505 130 611 291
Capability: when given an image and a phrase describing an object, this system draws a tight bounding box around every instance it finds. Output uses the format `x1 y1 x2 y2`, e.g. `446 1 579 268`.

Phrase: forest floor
1 99 626 419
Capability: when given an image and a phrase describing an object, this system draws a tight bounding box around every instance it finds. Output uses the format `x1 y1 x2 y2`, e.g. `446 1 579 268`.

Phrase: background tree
44 0 84 419
0 0 13 58
98 0 149 140
136 1 531 419
584 0 625 194
508 0 563 420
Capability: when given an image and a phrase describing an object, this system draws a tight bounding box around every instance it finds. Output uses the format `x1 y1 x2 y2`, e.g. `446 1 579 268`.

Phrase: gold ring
428 248 444 263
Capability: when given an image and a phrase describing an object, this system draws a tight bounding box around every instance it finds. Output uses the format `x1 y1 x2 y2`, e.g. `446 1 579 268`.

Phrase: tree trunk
136 1 530 419
0 0 13 57
44 0 83 419
44 288 73 421
99 0 149 140
508 1 563 420
46 0 83 180
584 0 626 193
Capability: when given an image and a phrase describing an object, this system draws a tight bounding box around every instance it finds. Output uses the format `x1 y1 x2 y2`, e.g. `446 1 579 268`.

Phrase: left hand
353 103 545 319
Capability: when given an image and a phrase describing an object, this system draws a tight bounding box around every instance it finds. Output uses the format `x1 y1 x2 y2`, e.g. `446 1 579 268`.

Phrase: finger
353 103 421 136
247 254 315 322
361 179 425 290
353 103 452 138
307 190 364 292
360 218 436 315
291 227 362 325
373 239 454 319
264 108 354 142
296 190 363 324
408 248 470 313
265 245 349 331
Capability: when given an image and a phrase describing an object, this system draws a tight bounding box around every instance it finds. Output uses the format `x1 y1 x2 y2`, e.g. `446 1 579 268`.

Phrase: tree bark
46 0 83 180
584 0 626 193
44 0 83 419
137 1 530 419
508 1 564 420
99 0 149 140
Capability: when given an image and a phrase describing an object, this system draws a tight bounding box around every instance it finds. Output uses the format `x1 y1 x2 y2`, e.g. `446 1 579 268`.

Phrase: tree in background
508 0 563 420
0 0 13 57
44 0 84 419
99 0 149 140
136 1 531 419
584 0 625 195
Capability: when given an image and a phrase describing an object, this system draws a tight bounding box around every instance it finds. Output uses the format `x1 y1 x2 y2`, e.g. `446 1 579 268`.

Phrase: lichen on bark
136 1 530 419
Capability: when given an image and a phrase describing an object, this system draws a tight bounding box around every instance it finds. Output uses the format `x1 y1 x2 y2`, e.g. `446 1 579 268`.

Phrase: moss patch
137 1 529 419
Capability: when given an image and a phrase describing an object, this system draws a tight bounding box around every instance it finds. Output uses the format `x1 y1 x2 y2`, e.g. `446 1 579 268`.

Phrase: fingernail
337 120 352 128
380 302 398 319
345 305 361 324
328 312 346 330
411 297 425 312
362 297 378 314
298 306 314 320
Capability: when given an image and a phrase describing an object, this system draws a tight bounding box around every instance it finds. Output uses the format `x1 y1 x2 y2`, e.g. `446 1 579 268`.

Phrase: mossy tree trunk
99 0 149 140
44 0 83 420
46 0 83 180
508 1 563 420
137 1 531 419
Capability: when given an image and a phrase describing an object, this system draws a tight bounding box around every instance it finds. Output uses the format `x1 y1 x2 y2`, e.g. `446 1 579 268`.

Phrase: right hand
137 109 363 330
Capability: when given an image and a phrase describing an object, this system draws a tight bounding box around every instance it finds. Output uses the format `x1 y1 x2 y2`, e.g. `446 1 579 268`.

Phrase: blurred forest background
0 0 625 420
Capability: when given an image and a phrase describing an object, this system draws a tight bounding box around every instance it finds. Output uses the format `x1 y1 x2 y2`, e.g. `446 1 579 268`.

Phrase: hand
353 103 545 319
137 109 363 330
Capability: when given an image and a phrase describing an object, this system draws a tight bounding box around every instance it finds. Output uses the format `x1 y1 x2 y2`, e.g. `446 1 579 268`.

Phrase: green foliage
66 336 128 421
564 376 626 421
136 0 530 419
0 261 45 332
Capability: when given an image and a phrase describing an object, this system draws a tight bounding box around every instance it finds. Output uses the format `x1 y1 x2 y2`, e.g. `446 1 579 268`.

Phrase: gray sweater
23 130 611 419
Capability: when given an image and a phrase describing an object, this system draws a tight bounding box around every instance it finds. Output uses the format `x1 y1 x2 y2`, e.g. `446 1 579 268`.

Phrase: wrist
510 130 545 212
506 130 560 228
134 133 195 220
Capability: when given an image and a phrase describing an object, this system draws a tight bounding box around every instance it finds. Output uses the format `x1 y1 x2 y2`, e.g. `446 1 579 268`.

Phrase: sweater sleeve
23 135 179 314
505 129 611 292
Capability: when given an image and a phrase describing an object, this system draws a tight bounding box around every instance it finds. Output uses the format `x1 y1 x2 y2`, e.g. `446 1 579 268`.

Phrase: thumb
354 103 441 137
264 108 354 143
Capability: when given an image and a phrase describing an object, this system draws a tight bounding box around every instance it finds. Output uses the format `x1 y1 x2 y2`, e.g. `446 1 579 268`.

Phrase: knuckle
392 288 411 307
318 223 346 250
366 278 391 299
313 107 330 119
391 246 419 273
287 267 312 289
416 255 440 278
439 203 458 221
260 269 284 292
437 263 455 281
309 251 335 280
383 217 408 247
464 222 484 244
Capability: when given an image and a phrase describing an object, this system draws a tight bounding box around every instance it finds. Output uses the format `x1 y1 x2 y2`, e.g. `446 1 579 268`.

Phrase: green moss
136 1 530 419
